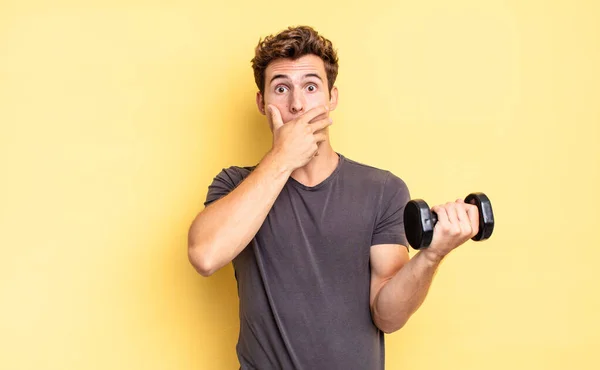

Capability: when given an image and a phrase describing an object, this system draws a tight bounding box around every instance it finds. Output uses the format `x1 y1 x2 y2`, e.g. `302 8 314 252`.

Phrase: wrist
419 248 446 267
262 150 293 179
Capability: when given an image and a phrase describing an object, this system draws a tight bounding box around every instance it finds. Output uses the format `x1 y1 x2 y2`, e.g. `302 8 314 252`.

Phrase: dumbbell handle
404 192 494 249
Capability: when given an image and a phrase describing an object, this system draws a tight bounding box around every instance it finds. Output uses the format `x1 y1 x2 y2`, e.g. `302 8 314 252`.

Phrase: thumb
268 105 284 131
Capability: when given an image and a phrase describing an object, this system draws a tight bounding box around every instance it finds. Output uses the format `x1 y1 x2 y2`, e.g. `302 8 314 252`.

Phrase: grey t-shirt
204 153 410 370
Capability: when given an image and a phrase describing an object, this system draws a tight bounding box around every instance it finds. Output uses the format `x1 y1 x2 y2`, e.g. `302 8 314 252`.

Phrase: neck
290 143 339 187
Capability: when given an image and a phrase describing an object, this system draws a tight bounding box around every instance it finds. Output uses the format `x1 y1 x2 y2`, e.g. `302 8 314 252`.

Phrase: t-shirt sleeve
203 166 250 207
371 172 411 248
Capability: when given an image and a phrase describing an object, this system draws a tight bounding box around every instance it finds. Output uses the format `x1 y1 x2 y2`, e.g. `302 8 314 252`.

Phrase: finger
431 205 448 225
444 202 459 226
466 204 480 237
455 203 473 236
299 105 329 124
268 105 284 131
310 117 333 133
309 112 329 123
313 132 328 143
431 206 450 242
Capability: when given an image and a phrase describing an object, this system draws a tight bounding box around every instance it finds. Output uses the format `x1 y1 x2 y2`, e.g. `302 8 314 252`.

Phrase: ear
256 91 266 115
328 86 339 111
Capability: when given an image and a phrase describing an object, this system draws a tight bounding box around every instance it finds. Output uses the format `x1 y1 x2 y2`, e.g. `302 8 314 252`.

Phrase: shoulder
204 164 257 207
212 165 257 186
206 164 257 194
341 155 408 191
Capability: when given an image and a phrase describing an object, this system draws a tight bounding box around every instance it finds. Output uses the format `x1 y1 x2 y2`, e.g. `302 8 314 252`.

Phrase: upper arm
203 166 254 207
369 172 411 310
369 244 410 312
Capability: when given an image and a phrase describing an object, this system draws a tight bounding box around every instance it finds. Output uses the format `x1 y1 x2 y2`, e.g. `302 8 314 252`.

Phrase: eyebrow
270 73 323 84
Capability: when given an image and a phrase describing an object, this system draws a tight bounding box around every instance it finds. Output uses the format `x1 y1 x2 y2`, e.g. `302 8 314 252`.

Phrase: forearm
372 250 444 333
188 151 292 276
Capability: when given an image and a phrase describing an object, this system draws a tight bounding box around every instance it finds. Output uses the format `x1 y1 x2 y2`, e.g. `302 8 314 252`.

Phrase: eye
275 85 288 94
306 84 317 92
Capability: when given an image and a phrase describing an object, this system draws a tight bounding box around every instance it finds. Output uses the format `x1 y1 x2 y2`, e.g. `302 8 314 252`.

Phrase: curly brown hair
251 26 339 95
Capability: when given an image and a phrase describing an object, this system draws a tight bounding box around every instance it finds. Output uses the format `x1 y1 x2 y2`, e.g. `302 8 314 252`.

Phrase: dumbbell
403 192 494 250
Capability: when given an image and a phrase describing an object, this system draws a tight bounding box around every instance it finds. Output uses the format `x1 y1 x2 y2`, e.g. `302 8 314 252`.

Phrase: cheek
264 95 287 110
265 93 287 105
265 98 292 121
304 91 329 109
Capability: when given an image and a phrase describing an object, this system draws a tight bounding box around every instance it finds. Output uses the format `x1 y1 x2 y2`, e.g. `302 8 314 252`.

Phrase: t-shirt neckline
287 153 345 191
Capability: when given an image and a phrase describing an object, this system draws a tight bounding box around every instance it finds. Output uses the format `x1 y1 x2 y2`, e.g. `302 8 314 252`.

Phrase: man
188 26 479 370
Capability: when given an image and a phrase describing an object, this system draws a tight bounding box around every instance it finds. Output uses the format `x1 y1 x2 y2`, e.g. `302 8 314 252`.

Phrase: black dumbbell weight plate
404 199 437 250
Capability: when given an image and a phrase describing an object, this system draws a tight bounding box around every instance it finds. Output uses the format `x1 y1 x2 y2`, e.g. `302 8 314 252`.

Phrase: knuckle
462 225 473 235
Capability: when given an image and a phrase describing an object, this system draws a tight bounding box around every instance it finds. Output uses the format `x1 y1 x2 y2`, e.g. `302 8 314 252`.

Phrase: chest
256 184 381 266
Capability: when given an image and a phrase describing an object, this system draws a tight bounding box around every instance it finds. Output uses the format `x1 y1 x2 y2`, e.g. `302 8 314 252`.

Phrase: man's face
257 54 338 127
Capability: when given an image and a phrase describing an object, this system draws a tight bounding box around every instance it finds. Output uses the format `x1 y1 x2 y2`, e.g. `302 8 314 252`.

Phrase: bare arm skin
370 200 480 333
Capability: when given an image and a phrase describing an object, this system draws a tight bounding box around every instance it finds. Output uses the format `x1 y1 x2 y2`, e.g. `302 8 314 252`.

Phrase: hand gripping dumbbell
403 192 495 250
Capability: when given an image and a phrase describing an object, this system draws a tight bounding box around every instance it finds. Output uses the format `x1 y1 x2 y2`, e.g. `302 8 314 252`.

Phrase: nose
289 89 305 114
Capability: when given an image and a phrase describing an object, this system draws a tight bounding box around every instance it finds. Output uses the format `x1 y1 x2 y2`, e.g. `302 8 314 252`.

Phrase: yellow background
1 0 599 369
